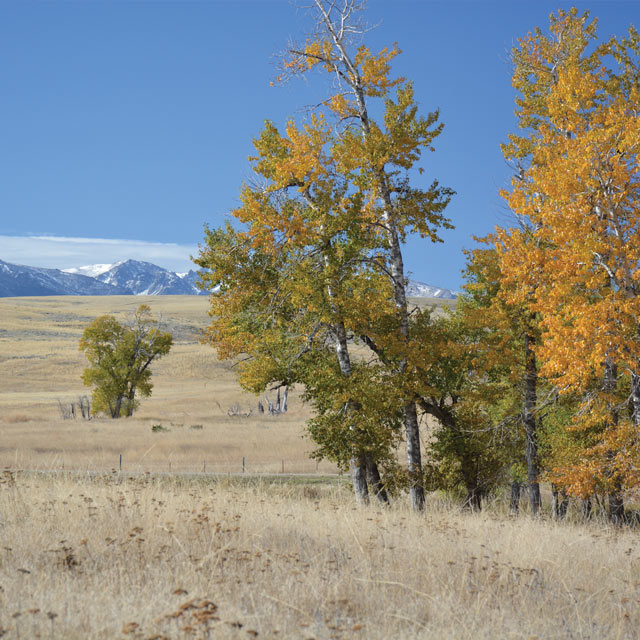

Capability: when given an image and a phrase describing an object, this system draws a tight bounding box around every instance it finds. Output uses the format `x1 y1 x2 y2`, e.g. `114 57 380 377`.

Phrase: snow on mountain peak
2 258 457 299
63 263 116 278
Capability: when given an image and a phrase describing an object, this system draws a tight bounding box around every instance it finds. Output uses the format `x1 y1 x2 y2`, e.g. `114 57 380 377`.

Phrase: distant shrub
190 424 203 430
151 424 169 433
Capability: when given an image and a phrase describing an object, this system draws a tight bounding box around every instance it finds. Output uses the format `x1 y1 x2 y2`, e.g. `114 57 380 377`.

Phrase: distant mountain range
0 258 458 299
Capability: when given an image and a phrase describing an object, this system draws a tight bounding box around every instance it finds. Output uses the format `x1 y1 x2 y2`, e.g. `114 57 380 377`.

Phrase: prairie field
0 295 334 475
1 473 640 639
1 295 639 639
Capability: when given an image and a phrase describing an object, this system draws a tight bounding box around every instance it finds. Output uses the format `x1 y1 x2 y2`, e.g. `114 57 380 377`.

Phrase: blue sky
0 1 636 287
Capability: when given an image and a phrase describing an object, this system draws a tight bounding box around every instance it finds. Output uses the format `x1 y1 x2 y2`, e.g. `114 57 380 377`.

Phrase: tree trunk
558 492 569 519
551 485 558 518
524 331 541 515
631 371 640 425
351 453 369 505
365 453 389 504
335 321 370 503
125 385 136 417
510 481 521 516
404 401 425 511
581 498 592 520
608 487 625 524
604 358 625 524
551 484 569 520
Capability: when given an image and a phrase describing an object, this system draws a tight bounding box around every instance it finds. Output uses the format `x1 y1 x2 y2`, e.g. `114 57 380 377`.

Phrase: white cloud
0 235 199 273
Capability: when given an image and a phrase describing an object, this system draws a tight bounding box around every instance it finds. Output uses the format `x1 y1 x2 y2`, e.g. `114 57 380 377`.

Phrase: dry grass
0 296 336 474
2 295 637 639
0 472 639 639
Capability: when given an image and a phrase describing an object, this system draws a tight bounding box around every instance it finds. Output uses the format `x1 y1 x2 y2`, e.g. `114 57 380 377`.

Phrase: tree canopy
79 305 173 419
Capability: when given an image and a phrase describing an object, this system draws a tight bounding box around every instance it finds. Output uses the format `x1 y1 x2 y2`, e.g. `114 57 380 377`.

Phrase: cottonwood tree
197 1 451 509
465 235 548 515
499 9 640 521
196 159 397 504
277 0 453 510
79 305 172 418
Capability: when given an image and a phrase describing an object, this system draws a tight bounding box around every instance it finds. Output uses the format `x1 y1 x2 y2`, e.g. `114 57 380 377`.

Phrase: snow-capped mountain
178 269 205 293
1 257 456 299
63 263 116 278
0 259 129 297
93 259 201 295
406 280 458 299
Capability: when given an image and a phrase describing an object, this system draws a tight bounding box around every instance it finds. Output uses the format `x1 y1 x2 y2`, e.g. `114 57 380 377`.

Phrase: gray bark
524 331 542 515
334 321 370 505
510 481 521 516
604 358 625 524
630 370 640 426
581 498 592 520
351 452 369 505
365 453 389 504
404 401 425 510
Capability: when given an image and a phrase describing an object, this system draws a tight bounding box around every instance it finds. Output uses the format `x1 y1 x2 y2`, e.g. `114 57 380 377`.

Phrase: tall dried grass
0 472 638 639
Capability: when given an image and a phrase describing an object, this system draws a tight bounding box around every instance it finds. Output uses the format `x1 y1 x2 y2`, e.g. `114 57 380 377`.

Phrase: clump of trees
197 2 640 522
79 305 172 418
494 8 640 523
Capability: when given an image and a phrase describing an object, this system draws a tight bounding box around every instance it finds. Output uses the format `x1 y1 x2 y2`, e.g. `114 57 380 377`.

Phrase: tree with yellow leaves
196 0 452 510
277 0 453 510
499 8 640 521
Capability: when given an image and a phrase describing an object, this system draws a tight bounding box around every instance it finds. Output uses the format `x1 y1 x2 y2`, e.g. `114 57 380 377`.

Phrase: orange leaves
250 117 331 191
496 9 640 498
280 116 331 186
500 8 640 385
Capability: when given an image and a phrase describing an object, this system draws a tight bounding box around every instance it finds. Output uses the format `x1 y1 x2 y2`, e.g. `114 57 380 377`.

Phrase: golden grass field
1 295 639 639
1 473 639 639
0 295 334 475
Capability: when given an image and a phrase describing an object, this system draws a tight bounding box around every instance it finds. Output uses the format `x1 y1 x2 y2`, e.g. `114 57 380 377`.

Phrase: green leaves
79 305 172 418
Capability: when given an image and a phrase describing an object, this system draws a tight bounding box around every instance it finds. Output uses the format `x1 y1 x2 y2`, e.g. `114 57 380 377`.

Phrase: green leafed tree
79 305 173 418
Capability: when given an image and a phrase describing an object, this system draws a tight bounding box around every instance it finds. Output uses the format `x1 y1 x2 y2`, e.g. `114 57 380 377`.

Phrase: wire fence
3 456 341 478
